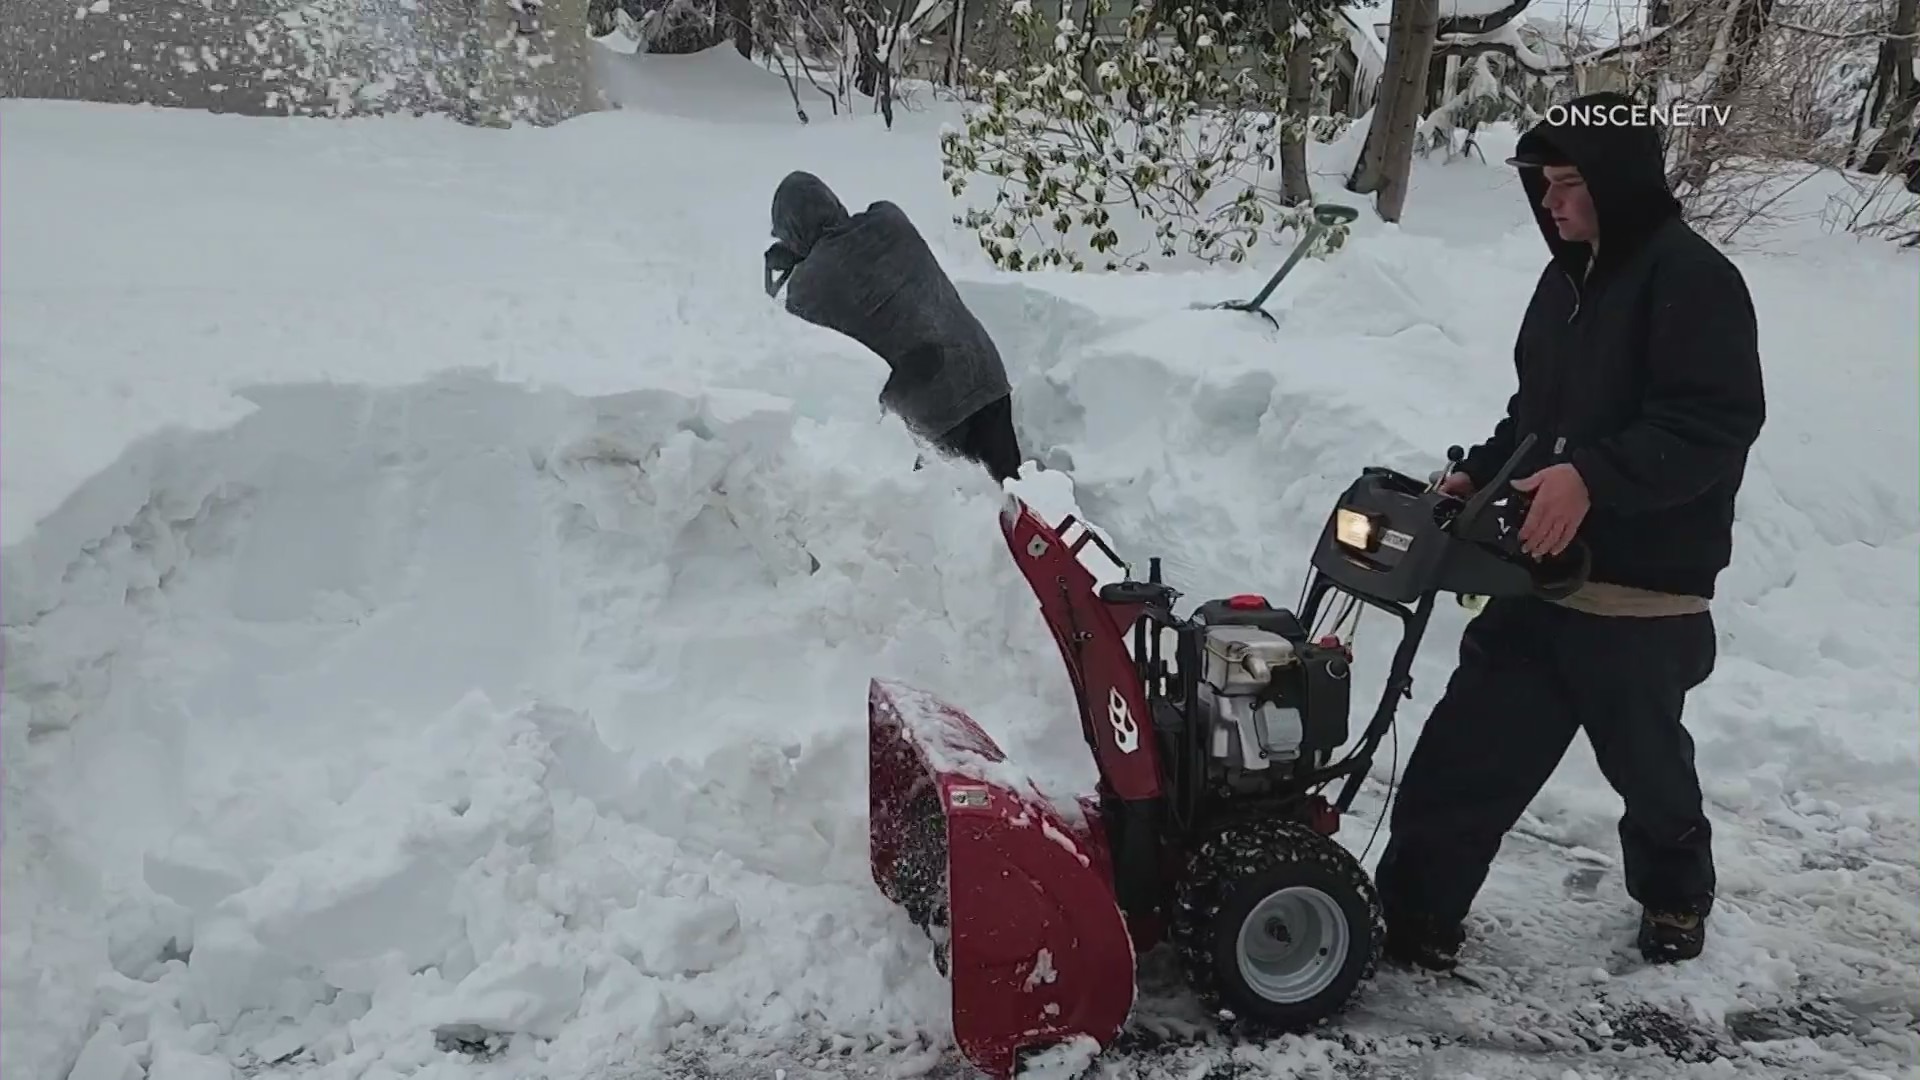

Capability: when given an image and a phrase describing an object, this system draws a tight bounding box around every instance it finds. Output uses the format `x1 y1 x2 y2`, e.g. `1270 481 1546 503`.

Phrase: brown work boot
1636 908 1707 963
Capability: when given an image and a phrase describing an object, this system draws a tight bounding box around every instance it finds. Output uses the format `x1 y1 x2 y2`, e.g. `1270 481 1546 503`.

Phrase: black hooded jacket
1459 94 1767 599
767 170 1011 441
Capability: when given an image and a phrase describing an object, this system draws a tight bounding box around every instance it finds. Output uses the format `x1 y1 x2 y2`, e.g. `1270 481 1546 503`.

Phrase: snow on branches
939 0 1350 271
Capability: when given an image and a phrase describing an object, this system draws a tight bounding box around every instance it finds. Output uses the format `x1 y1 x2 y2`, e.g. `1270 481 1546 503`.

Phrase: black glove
764 242 799 298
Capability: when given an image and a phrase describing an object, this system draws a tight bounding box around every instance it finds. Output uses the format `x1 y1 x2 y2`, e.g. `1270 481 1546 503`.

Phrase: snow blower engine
866 434 1588 1078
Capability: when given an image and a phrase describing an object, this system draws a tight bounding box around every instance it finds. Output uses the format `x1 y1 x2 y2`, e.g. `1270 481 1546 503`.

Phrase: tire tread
1169 820 1386 1031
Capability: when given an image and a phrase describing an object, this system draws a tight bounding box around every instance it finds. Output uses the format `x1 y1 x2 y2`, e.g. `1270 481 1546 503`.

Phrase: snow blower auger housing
868 434 1587 1078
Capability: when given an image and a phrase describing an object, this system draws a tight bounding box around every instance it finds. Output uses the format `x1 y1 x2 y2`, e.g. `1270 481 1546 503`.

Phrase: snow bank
2 369 1096 1080
5 70 1918 1080
0 88 1100 1077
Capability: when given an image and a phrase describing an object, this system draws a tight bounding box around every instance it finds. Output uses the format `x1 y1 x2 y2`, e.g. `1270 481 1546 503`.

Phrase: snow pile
1 367 1106 1080
5 52 1918 1080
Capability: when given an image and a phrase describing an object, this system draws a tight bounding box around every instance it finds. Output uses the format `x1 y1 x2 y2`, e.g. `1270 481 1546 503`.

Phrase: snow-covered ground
5 45 1918 1080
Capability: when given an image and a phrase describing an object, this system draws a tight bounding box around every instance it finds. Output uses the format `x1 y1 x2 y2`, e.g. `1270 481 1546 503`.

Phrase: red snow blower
867 436 1588 1078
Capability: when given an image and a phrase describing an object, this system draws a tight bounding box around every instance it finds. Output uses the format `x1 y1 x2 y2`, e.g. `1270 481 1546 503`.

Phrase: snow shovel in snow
1203 202 1361 328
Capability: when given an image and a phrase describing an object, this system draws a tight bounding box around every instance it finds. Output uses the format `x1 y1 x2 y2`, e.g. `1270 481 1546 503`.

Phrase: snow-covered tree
1345 0 1540 220
939 0 1351 271
1854 0 1917 174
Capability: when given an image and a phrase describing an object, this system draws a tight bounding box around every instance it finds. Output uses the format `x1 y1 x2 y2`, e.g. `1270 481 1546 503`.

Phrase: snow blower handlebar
1449 433 1540 543
1309 432 1551 608
1288 434 1591 813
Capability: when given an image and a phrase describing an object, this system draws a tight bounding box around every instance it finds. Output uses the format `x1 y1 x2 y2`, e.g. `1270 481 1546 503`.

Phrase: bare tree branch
1431 5 1699 72
1772 19 1916 40
1435 0 1534 36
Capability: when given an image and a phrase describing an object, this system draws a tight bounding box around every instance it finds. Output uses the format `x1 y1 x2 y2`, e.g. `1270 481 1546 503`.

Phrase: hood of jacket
770 170 852 260
1510 92 1683 278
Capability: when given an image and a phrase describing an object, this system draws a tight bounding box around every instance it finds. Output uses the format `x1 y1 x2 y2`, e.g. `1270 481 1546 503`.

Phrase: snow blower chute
868 436 1590 1077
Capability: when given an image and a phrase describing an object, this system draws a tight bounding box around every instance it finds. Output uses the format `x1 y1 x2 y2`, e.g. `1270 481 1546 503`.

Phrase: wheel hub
1235 885 1350 1005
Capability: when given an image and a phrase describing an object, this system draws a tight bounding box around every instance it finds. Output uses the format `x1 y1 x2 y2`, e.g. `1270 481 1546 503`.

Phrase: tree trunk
874 0 914 126
1269 0 1315 205
946 0 970 85
1344 35 1396 189
1847 47 1891 167
1346 0 1438 214
1280 32 1316 204
728 0 752 56
1861 0 1919 174
1363 0 1438 220
1643 0 1673 85
1669 0 1772 193
1721 0 1772 99
852 7 882 96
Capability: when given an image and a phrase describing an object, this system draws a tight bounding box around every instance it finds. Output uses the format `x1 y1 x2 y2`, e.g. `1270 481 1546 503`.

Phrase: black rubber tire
1171 820 1385 1033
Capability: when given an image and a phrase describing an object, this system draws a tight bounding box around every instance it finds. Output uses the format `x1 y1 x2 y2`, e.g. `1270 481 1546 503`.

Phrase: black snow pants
1373 595 1720 932
930 393 1023 484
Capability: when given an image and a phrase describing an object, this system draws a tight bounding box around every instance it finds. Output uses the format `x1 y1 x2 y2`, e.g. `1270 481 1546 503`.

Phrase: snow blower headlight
1334 507 1379 552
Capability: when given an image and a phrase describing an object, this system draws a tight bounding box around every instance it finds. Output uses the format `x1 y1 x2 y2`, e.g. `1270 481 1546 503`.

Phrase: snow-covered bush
590 0 730 52
1418 54 1536 160
938 0 1349 271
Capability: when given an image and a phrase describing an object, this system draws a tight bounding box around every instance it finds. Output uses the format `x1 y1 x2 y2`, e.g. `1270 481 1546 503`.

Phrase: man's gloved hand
1436 471 1476 498
765 241 799 273
764 242 800 298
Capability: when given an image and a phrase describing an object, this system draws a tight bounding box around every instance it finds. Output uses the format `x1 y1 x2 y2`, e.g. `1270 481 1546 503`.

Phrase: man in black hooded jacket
1372 92 1766 970
764 170 1022 483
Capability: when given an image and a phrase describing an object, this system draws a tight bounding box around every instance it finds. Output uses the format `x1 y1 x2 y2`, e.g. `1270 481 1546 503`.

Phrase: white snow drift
6 371 1087 1080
